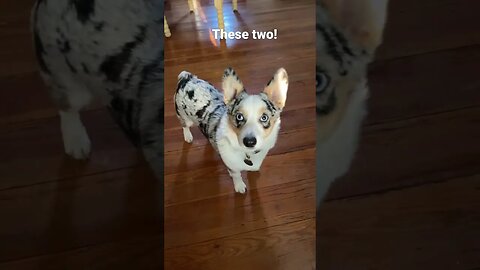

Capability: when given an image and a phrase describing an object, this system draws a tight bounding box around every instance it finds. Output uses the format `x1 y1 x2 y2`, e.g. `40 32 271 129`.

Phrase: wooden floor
318 0 480 269
163 0 315 269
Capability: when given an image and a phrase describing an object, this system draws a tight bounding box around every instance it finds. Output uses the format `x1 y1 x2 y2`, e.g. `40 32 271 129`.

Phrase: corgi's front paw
234 181 247 194
228 169 247 194
183 127 193 143
66 130 91 159
60 113 91 160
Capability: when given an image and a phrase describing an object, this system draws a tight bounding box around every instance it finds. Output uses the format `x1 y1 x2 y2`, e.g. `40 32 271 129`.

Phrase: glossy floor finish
318 0 480 269
164 0 316 269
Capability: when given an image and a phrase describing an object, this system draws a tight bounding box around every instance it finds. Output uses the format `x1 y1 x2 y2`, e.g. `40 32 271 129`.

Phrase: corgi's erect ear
322 0 389 52
263 68 288 110
222 67 245 104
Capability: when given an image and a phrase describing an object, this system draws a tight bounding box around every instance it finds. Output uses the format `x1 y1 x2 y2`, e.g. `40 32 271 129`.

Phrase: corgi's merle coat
175 68 288 193
32 0 164 175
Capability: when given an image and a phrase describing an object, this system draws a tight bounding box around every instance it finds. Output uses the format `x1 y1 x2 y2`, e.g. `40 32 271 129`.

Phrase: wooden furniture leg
214 0 225 31
233 0 238 11
164 16 171 37
187 0 194 12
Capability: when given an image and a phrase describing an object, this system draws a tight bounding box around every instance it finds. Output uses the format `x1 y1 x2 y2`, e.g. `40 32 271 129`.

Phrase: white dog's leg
60 110 91 159
182 118 194 143
58 87 92 160
183 127 193 143
228 170 246 194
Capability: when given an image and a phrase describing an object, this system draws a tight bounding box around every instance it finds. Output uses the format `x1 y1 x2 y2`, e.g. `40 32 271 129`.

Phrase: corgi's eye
236 113 244 121
316 72 330 94
260 114 269 122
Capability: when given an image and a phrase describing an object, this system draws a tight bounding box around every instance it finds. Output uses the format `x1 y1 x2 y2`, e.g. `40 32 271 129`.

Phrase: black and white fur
316 0 389 205
32 0 164 172
175 68 288 193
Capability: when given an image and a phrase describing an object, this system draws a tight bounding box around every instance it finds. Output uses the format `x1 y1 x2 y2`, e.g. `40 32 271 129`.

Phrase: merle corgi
174 67 288 193
316 0 389 205
32 0 165 176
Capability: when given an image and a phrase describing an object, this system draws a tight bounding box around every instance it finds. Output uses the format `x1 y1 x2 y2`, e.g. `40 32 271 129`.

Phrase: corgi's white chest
217 143 268 172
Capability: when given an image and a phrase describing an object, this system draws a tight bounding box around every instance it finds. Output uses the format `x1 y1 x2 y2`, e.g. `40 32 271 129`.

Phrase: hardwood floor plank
0 72 54 121
0 166 160 262
0 235 163 270
165 177 314 249
318 174 480 270
165 218 315 270
367 45 480 124
327 107 480 200
0 218 314 270
377 0 480 60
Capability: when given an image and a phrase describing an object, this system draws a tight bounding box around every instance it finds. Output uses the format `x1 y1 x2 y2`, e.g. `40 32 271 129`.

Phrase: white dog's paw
234 181 247 194
60 112 91 160
63 124 91 159
183 127 193 143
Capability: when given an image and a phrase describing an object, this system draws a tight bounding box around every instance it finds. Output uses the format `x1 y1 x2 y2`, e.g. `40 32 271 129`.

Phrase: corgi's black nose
243 137 257 148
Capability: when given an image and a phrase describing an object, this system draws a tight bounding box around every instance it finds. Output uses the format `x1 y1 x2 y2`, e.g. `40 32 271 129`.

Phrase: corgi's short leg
180 117 194 143
60 110 91 159
228 169 246 194
233 0 238 11
175 103 194 143
183 126 193 143
56 87 92 159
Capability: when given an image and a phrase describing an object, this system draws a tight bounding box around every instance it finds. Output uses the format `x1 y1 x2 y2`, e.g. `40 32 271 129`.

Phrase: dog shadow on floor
123 153 163 267
171 140 192 199
233 10 249 32
40 157 86 269
169 140 222 204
